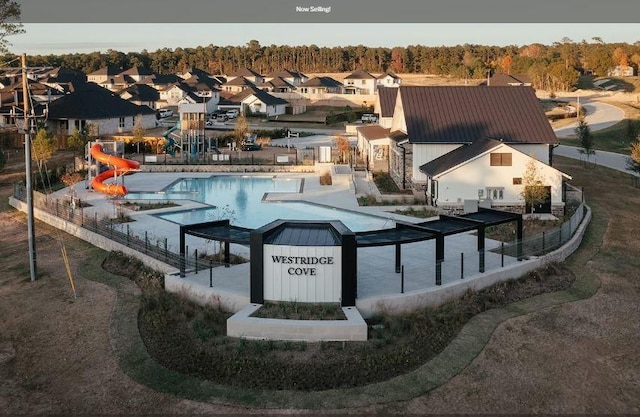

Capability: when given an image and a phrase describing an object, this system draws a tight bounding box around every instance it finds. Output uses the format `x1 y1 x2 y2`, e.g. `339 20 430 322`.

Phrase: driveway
556 145 635 174
553 100 624 138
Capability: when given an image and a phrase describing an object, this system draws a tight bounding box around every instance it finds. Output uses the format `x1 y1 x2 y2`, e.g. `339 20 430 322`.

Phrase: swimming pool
127 176 394 232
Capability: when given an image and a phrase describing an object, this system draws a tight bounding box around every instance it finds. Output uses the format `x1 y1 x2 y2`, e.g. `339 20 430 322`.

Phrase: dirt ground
0 148 639 413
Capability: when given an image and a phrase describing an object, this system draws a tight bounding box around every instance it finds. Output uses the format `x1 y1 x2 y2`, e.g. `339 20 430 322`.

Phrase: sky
8 23 640 56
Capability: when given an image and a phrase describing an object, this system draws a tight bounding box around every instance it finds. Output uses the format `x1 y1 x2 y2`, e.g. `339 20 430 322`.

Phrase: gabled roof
47 83 156 119
377 86 398 118
259 77 295 89
180 67 212 79
137 73 182 86
481 73 532 86
120 67 155 77
399 86 558 145
356 125 390 140
344 69 376 79
300 76 342 88
42 67 87 83
231 67 263 78
223 76 257 87
419 138 503 177
88 66 121 76
377 71 400 80
229 85 288 106
119 84 160 102
101 74 135 85
182 75 220 91
269 69 307 79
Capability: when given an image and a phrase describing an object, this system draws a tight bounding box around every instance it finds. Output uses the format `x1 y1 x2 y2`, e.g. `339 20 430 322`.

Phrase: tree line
7 38 640 92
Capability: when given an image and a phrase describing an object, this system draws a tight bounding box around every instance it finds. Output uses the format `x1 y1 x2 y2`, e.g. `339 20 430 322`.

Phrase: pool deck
51 170 516 305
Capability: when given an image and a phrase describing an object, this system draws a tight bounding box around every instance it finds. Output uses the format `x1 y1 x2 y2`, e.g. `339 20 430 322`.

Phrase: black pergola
355 208 523 285
179 219 252 277
178 208 523 289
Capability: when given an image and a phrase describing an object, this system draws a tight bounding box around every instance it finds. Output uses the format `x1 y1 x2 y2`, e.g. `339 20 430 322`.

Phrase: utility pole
22 53 37 282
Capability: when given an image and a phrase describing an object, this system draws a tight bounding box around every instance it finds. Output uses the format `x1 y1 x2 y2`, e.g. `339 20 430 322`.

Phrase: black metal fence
12 184 588 287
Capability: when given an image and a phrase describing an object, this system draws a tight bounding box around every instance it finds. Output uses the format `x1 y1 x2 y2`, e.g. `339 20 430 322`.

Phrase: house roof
223 76 256 87
481 73 533 86
120 67 155 77
389 130 408 142
377 71 400 80
119 84 160 102
182 75 220 91
344 69 376 79
230 85 288 106
259 77 295 89
88 66 121 76
399 86 558 145
100 74 135 85
137 73 182 86
356 124 390 140
47 83 156 119
42 67 87 83
300 76 342 88
419 138 503 177
180 67 212 79
231 67 263 78
268 69 307 79
377 86 398 118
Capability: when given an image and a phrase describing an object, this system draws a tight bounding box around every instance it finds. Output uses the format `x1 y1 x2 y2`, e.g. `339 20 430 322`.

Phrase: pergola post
435 234 444 285
224 241 230 267
179 225 186 277
516 215 523 261
395 243 401 273
477 225 485 273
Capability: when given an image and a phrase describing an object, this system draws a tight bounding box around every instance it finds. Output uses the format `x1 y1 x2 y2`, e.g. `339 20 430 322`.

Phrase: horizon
9 23 640 56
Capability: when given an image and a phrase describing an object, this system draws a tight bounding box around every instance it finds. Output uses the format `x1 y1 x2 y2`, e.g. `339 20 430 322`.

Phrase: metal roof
182 221 252 244
265 225 341 246
399 86 558 145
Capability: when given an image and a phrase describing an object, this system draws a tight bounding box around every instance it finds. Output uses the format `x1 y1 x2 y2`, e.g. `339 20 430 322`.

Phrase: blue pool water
126 176 394 231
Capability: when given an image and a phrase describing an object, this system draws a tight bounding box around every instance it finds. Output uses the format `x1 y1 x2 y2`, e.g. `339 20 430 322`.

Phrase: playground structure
89 143 140 196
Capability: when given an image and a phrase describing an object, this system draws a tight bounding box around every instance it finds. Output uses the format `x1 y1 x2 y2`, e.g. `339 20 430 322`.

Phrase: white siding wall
58 114 156 136
411 144 462 185
433 145 564 205
263 245 342 303
511 143 550 164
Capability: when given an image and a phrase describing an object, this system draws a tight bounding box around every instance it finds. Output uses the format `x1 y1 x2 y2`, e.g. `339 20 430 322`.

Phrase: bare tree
233 113 249 150
521 160 548 214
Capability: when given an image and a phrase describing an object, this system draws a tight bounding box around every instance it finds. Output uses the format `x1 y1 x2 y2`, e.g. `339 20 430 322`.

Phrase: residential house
227 85 288 117
267 69 308 86
228 67 265 84
608 65 635 77
420 138 570 214
221 76 257 94
361 86 567 214
373 86 398 129
119 66 155 82
159 83 190 107
299 76 344 94
46 83 157 136
258 77 296 93
343 69 377 94
39 67 87 93
178 67 213 81
376 71 402 88
480 73 533 87
87 66 121 84
137 73 183 90
99 74 135 91
118 84 160 109
177 90 220 114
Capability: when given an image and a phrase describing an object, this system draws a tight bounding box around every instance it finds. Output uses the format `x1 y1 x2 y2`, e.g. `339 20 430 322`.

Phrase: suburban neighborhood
1 4 640 414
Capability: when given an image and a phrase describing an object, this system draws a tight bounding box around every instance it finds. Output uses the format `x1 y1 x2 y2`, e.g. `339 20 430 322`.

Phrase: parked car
242 142 262 151
158 109 173 118
361 113 378 123
226 109 240 119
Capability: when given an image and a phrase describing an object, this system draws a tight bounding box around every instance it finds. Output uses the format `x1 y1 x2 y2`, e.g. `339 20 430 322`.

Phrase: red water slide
90 143 140 196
